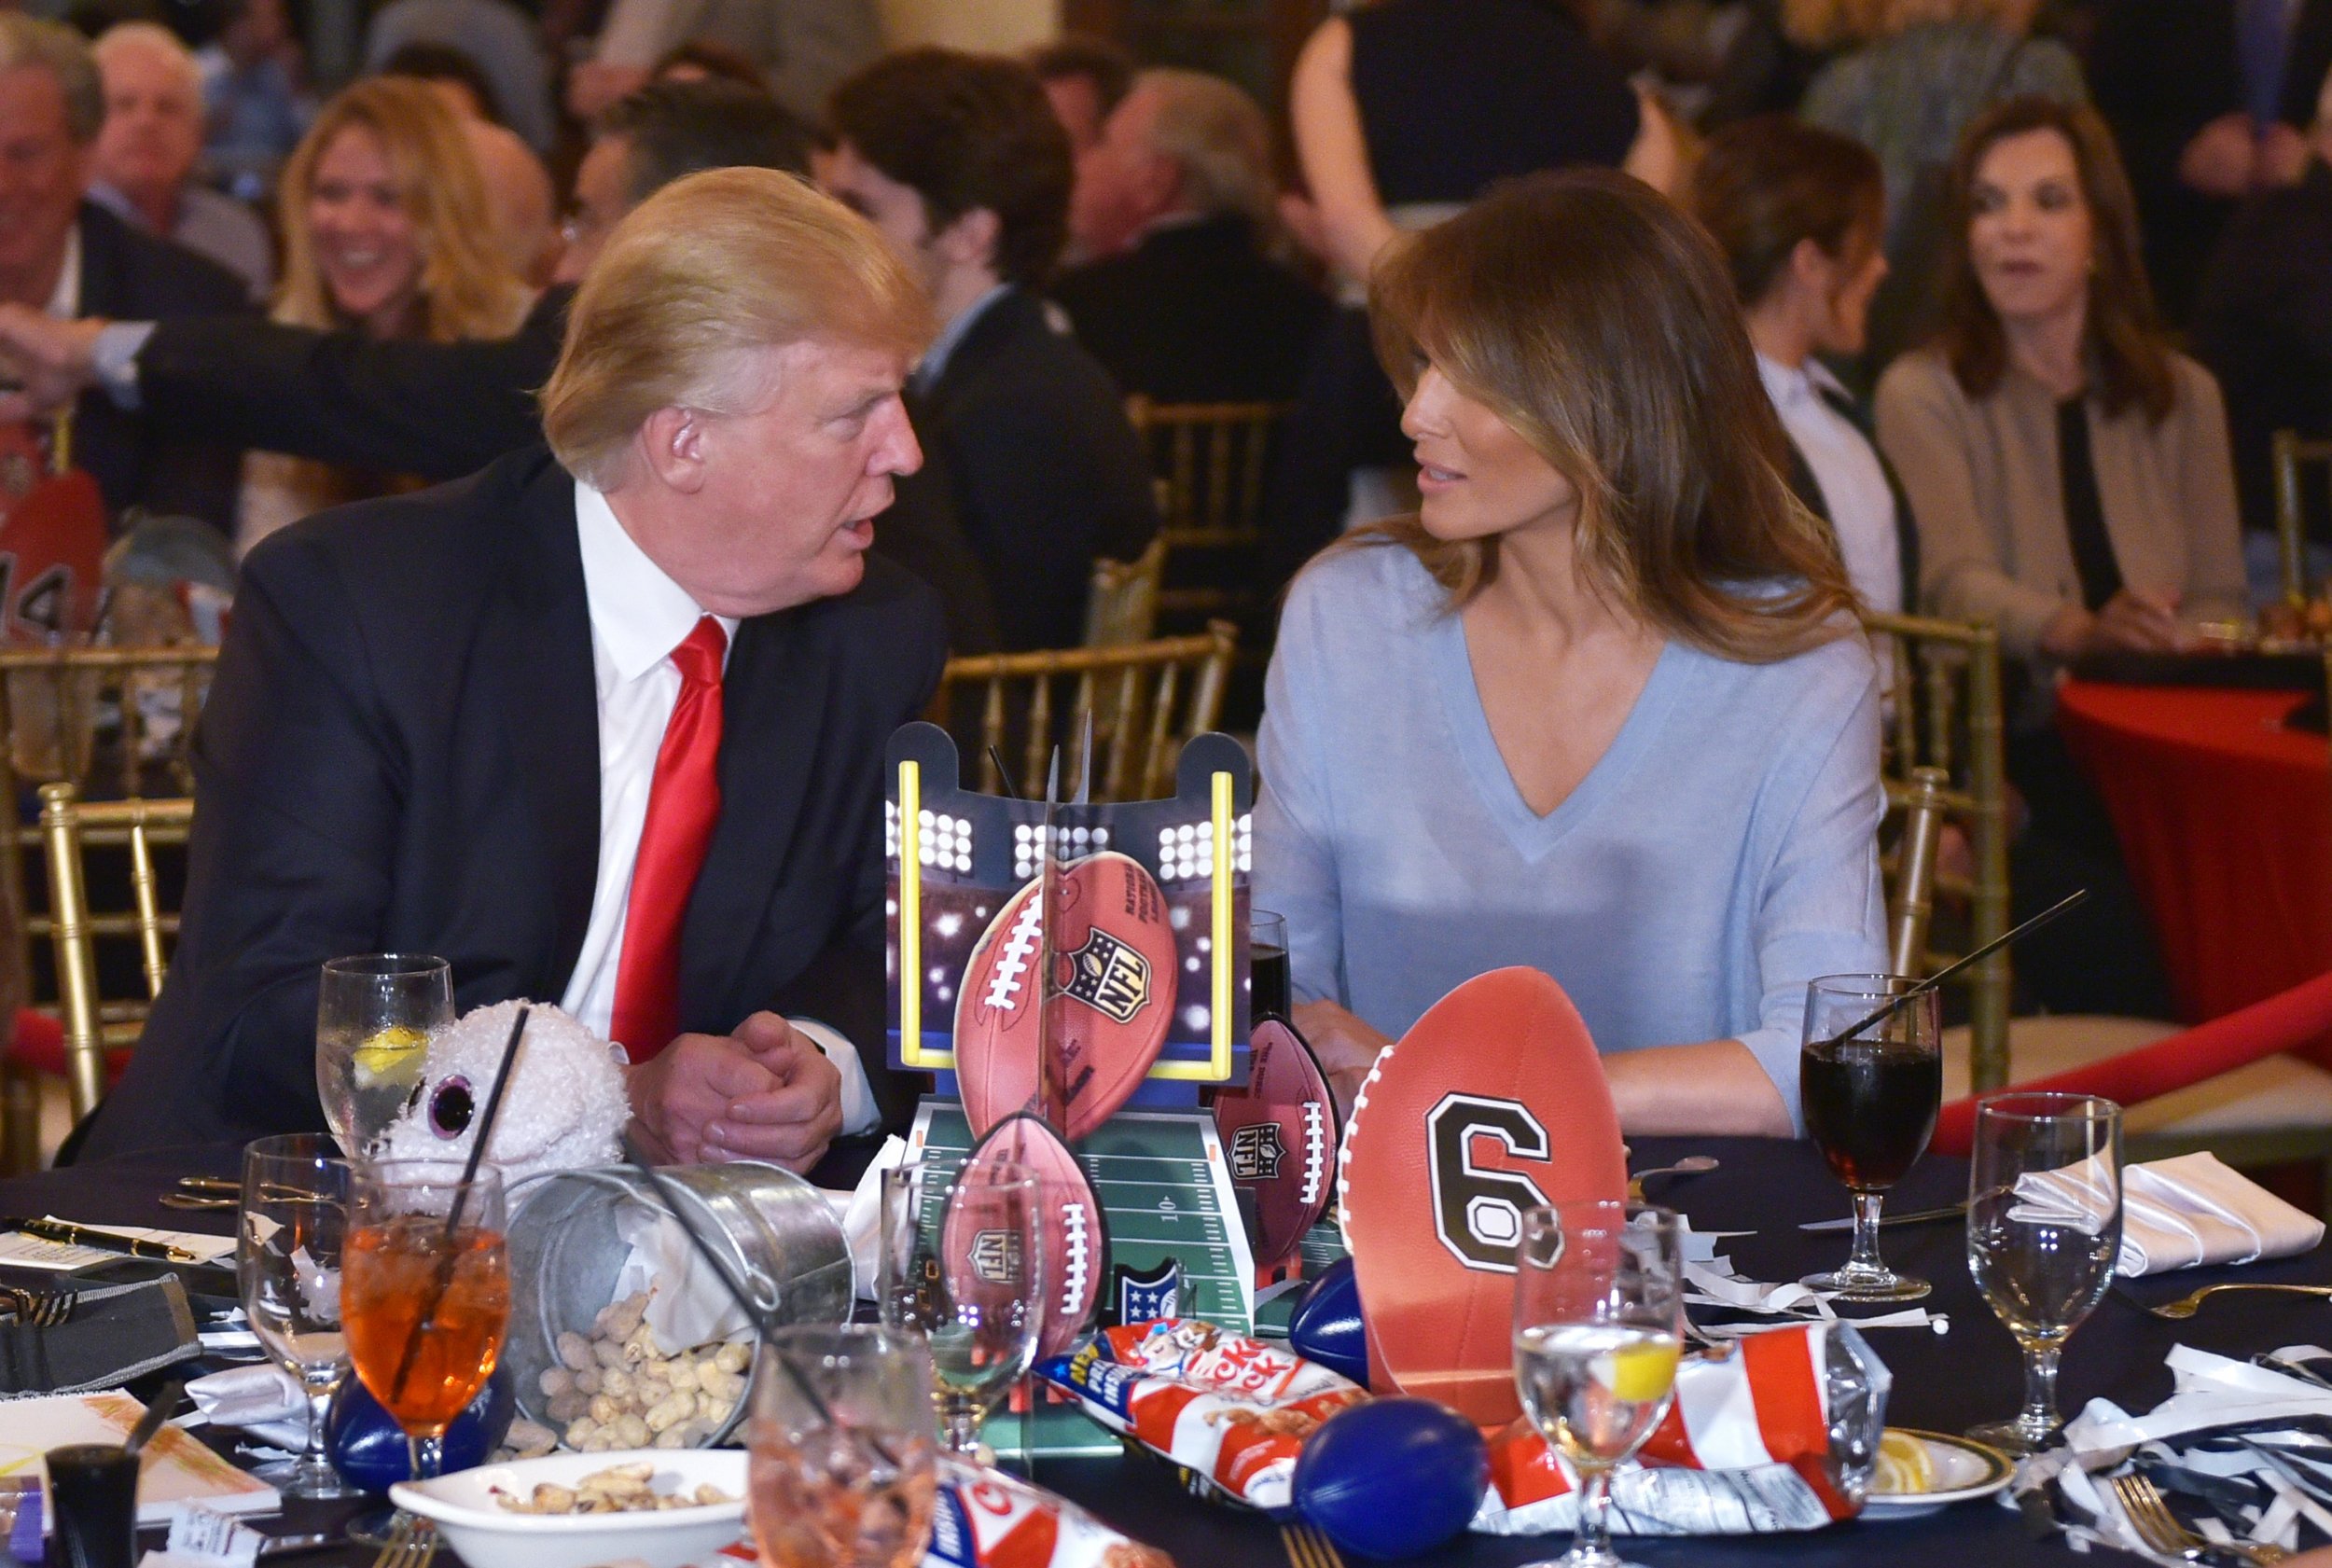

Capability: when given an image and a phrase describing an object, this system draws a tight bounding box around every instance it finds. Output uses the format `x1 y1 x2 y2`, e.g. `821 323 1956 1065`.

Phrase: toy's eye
428 1076 475 1138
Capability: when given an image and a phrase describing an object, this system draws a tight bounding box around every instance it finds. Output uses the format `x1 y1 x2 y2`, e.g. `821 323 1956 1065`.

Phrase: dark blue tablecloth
11 1134 2330 1565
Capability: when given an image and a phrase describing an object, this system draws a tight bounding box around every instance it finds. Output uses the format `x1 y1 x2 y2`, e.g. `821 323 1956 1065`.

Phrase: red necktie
610 616 728 1062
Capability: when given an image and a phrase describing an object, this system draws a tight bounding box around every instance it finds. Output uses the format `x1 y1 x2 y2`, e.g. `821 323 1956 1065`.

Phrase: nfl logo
1229 1122 1284 1182
1111 1259 1182 1325
969 1228 1022 1284
1062 929 1151 1023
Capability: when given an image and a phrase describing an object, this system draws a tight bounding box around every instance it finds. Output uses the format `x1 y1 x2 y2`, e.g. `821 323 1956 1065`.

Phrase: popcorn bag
1473 1322 1890 1537
927 1458 1173 1568
1036 1320 1367 1511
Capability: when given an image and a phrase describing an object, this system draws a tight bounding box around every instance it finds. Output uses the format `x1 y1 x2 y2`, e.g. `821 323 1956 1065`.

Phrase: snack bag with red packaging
1035 1320 1367 1513
927 1457 1173 1568
1473 1322 1889 1536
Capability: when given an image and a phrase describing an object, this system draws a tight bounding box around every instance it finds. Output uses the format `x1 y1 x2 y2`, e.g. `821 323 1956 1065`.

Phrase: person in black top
1265 0 1674 581
2192 72 2332 556
1050 69 1326 406
826 49 1158 653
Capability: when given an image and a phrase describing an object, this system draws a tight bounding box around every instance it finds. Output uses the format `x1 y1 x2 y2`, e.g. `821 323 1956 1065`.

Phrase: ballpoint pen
1 1215 200 1261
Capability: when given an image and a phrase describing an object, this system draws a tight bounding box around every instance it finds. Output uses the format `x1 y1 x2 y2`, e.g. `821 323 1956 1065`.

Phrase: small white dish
388 1449 749 1568
1864 1429 2015 1519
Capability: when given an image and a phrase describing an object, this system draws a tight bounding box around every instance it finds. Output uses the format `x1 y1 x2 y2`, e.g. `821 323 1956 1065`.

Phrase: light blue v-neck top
1253 542 1887 1131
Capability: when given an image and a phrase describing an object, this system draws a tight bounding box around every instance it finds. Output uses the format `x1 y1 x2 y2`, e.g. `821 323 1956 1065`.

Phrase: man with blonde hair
78 169 948 1172
1051 67 1326 404
89 22 272 298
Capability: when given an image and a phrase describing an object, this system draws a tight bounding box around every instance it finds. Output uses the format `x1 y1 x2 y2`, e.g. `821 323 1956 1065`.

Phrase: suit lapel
679 606 826 1026
477 460 601 994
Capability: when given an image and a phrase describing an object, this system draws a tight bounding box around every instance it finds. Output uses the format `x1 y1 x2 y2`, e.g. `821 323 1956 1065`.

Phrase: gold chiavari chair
0 646 215 1168
1886 767 1950 978
35 782 192 1123
934 621 1237 804
1860 611 2012 1089
1085 538 1165 648
1125 397 1292 624
2273 429 2332 607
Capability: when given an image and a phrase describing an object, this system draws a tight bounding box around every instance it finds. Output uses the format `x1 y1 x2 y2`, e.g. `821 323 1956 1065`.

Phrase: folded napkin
824 1133 906 1301
186 1364 308 1451
2013 1151 2324 1276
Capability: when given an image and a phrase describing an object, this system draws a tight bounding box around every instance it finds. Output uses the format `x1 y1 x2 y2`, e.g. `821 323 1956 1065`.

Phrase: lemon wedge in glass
1604 1338 1681 1404
351 1024 429 1087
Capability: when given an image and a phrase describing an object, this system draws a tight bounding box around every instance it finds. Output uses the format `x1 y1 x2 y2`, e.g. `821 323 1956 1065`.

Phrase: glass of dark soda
1798 973 1941 1302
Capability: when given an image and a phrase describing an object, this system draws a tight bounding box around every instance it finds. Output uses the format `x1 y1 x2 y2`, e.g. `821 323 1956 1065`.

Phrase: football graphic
949 1110 1110 1362
1213 1016 1339 1270
954 850 1178 1141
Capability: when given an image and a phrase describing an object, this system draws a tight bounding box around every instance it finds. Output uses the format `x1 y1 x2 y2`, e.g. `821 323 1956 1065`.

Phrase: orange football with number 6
1336 967 1626 1427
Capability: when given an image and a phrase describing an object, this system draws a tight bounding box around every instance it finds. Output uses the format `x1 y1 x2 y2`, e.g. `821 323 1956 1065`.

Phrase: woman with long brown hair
1878 95 2239 1018
237 76 532 552
1254 170 1885 1138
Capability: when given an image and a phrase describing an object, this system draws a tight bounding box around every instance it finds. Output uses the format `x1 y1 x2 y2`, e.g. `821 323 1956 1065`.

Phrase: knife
1 1215 200 1261
1798 1201 1967 1233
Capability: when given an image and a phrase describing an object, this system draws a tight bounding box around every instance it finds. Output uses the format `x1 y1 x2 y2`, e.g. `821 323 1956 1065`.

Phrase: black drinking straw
388 1005 530 1403
1823 890 2089 1048
620 1150 900 1462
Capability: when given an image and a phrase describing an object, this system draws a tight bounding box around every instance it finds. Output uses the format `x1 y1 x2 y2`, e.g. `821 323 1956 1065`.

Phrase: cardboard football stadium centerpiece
887 720 1340 1455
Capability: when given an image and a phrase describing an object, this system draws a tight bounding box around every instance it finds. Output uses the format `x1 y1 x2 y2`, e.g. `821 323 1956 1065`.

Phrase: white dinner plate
1863 1429 2015 1519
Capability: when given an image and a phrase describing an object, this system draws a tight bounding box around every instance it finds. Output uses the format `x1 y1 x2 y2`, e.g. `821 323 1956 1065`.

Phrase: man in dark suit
2195 76 2332 548
826 49 1158 652
1050 69 1326 406
77 168 946 1168
0 16 247 535
0 80 1000 651
2090 0 2332 324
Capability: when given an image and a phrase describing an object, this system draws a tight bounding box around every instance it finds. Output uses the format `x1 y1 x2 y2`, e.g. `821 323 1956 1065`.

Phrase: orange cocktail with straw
343 1160 509 1477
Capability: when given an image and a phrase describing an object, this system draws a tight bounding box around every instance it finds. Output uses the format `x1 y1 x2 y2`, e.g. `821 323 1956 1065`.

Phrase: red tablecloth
2057 679 2332 1029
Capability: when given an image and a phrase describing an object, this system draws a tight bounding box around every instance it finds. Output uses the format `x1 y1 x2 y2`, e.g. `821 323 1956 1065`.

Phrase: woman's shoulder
1677 618 1878 725
2163 349 2225 406
1284 534 1443 625
1875 346 1960 402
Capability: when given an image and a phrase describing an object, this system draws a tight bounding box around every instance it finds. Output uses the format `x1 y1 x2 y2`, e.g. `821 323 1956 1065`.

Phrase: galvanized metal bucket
504 1161 854 1446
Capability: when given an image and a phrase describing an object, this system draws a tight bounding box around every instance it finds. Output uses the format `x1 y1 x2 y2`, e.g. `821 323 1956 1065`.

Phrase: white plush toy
375 999 630 1185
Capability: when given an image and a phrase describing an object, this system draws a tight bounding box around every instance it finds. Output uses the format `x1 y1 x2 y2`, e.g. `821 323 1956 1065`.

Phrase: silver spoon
1629 1156 1719 1198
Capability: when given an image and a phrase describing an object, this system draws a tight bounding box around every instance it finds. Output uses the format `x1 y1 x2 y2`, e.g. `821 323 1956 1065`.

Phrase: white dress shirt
44 224 81 320
563 479 880 1135
1757 352 1903 617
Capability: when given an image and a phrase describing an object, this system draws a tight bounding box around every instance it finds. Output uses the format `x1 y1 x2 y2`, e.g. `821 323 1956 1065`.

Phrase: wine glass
878 1160 1042 1461
237 1134 360 1499
1512 1200 1686 1568
315 954 453 1158
1967 1092 2122 1454
342 1159 509 1484
748 1325 938 1568
1798 974 1942 1302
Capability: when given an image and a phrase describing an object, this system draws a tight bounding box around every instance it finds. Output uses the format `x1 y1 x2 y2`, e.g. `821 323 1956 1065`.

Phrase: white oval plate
389 1449 749 1568
1864 1429 2015 1519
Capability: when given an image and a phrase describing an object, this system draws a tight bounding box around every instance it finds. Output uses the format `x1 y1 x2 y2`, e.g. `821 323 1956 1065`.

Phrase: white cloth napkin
2013 1151 2325 1276
186 1365 310 1451
826 1133 906 1301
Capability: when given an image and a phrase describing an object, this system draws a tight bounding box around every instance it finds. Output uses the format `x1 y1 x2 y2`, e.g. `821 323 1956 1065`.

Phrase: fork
2111 1472 2289 1564
1281 1521 1345 1568
368 1516 438 1568
0 1285 74 1326
2128 1283 2332 1320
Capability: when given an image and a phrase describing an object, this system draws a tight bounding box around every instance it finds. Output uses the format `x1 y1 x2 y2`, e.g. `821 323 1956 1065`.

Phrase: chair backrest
1126 396 1291 547
2273 428 2332 606
1085 537 1165 648
37 781 193 1118
934 621 1238 803
1860 610 2012 1090
1887 766 1950 978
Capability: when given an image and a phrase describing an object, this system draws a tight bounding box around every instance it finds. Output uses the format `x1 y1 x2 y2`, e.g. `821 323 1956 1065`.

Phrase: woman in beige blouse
1877 96 2245 665
1876 94 2233 1019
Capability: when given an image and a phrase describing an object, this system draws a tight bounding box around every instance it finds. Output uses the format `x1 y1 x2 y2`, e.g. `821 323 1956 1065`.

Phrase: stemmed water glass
1512 1200 1687 1568
878 1160 1043 1462
341 1160 510 1484
1799 974 1943 1301
748 1325 938 1568
1966 1092 2123 1453
315 954 453 1159
237 1133 359 1499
